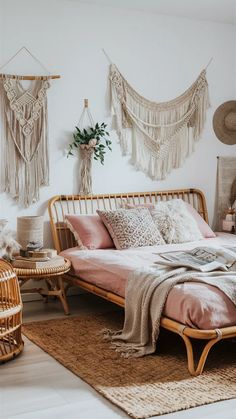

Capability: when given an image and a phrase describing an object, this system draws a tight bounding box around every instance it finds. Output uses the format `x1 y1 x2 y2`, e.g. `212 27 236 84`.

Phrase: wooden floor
1 294 236 419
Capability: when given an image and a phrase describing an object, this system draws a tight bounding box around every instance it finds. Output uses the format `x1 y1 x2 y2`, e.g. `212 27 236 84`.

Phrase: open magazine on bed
154 246 236 272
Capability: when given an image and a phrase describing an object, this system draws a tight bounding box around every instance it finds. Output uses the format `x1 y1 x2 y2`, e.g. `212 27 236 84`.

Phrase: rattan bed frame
48 188 236 376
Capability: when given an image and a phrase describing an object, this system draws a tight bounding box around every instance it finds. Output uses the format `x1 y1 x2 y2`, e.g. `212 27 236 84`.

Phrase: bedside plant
67 122 111 165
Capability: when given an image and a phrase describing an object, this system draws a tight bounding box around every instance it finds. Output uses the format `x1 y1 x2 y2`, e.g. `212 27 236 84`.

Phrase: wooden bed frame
48 188 236 376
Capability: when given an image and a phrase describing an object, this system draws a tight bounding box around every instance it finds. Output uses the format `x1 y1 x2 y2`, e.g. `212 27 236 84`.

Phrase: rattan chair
0 259 24 362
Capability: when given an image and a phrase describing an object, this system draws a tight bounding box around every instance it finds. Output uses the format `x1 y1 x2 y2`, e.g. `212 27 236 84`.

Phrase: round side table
14 258 71 315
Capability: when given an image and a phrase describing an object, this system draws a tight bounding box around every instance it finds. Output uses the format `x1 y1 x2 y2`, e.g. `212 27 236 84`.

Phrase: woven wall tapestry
0 46 60 207
213 156 236 231
110 64 210 180
0 77 50 207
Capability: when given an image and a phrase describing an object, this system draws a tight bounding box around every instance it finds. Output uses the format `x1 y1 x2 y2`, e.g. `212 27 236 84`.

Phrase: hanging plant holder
78 99 95 195
79 143 95 195
68 99 111 195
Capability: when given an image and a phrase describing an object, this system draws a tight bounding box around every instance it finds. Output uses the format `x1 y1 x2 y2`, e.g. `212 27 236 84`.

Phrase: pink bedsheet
61 233 236 329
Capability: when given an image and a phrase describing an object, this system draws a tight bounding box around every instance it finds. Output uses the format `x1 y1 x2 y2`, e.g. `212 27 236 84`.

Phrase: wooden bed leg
179 328 222 376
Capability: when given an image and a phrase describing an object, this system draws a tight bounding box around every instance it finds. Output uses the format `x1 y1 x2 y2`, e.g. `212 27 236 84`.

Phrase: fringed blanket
105 263 236 358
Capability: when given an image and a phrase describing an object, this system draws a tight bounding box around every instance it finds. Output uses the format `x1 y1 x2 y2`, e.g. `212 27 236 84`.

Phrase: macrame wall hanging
105 51 211 180
0 47 60 207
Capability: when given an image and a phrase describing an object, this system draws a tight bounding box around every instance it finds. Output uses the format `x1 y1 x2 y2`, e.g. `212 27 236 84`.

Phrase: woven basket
17 216 44 250
0 259 24 362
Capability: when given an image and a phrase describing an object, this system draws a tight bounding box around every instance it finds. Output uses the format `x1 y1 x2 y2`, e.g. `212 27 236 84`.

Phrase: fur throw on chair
0 231 21 261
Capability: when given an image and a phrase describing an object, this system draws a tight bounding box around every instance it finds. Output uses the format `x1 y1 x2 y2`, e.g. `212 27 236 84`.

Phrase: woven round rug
23 311 236 419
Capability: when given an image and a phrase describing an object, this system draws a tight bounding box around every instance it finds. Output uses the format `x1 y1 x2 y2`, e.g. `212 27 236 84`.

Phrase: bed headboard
48 189 208 252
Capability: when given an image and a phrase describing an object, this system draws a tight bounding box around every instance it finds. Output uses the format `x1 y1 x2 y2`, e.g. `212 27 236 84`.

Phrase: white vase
17 216 44 250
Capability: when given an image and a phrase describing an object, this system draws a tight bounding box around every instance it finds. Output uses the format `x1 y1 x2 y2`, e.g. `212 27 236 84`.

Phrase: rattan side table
0 259 24 363
14 258 71 315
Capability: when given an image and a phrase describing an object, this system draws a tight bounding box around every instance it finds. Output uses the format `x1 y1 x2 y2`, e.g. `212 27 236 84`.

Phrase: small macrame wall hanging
68 99 111 195
107 53 210 180
0 47 60 207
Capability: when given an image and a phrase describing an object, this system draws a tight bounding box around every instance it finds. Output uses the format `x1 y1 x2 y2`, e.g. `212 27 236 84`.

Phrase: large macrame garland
110 64 210 180
0 77 50 207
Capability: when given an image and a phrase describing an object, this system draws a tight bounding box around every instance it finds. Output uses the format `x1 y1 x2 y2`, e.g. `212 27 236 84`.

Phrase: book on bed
155 246 236 272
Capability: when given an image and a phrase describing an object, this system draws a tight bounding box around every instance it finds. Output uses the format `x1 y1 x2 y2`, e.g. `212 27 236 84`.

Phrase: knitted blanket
105 263 236 358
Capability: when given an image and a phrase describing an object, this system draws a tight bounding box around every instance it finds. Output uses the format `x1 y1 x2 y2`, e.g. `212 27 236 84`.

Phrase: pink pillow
185 202 216 238
65 214 114 250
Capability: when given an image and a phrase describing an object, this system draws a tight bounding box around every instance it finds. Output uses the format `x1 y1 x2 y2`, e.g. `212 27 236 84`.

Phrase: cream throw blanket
105 264 236 358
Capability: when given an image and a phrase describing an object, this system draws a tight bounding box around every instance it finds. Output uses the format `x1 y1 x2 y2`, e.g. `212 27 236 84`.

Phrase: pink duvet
61 233 236 329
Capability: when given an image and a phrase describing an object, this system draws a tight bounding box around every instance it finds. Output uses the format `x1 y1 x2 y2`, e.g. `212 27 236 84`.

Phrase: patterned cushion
97 208 164 250
150 199 203 244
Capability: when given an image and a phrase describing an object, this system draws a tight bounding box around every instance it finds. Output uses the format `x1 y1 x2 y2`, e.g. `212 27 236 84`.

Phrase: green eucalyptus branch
67 122 111 165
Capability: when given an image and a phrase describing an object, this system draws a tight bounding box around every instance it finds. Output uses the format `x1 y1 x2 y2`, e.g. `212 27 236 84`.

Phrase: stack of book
12 248 64 269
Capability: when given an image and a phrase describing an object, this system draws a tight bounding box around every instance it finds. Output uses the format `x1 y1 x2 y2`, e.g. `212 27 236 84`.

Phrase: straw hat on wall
213 101 236 145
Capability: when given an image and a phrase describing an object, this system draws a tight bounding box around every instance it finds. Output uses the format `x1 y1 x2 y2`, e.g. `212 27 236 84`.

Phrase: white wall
1 0 236 246
234 28 236 95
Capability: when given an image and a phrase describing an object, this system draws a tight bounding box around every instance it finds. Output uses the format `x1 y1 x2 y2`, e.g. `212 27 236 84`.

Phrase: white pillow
150 199 203 244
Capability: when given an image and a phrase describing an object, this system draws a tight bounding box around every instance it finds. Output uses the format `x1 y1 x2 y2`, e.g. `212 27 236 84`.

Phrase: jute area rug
23 311 236 419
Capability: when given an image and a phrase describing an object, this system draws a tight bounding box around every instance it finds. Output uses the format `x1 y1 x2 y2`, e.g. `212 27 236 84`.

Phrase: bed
48 189 236 376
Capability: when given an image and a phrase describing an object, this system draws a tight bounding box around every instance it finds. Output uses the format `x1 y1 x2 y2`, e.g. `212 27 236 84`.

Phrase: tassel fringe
0 78 50 207
110 64 210 180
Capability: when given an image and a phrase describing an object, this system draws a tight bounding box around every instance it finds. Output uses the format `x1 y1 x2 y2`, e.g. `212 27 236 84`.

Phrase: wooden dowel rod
0 74 60 80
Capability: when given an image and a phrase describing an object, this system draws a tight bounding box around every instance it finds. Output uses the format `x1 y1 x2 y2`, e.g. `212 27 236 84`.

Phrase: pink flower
89 138 97 147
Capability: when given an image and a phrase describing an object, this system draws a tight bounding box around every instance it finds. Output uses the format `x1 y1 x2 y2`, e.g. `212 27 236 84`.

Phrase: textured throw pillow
65 214 114 250
97 208 165 250
150 199 203 244
185 202 216 238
